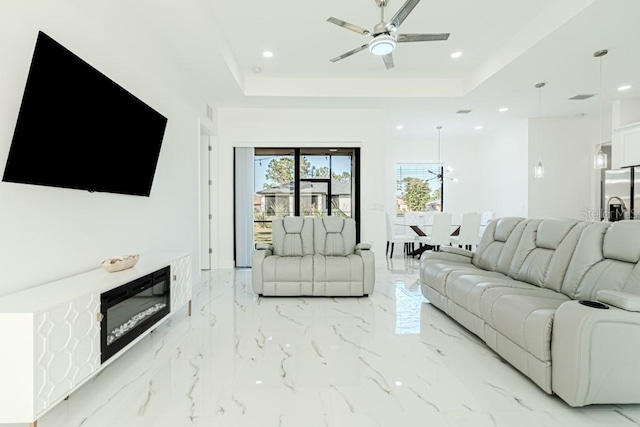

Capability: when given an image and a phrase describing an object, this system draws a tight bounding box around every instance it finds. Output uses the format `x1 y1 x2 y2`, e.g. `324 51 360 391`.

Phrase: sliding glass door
251 147 359 245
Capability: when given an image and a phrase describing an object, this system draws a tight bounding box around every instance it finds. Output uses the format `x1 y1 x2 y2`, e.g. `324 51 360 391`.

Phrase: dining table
394 222 461 257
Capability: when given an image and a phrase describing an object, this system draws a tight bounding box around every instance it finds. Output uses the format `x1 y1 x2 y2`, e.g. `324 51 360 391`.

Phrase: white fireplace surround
0 252 192 425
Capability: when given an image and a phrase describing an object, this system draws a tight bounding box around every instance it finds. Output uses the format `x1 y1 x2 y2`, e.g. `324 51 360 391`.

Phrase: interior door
199 122 214 270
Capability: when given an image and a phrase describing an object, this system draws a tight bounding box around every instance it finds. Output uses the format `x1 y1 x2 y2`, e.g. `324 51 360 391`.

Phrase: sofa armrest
355 247 375 295
597 290 640 312
256 243 273 251
552 300 640 406
251 247 272 295
355 242 371 250
440 246 474 258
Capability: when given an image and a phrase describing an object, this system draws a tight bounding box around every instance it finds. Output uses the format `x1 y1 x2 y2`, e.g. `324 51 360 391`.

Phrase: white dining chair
404 211 420 226
385 212 416 257
416 211 452 252
450 212 481 250
479 210 495 240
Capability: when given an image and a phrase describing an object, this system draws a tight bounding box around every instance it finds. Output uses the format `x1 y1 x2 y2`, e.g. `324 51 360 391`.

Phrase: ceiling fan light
369 35 396 56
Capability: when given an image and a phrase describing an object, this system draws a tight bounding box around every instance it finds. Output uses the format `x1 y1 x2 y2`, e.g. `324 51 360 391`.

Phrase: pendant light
534 82 546 179
593 49 608 169
427 126 457 182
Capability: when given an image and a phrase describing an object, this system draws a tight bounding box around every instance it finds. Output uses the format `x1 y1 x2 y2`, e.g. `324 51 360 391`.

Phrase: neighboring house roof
256 180 351 196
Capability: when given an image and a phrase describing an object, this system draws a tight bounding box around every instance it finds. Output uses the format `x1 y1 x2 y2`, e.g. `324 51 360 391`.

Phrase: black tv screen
2 31 167 197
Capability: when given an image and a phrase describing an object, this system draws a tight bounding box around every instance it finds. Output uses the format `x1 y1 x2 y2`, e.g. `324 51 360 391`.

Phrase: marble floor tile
9 260 640 427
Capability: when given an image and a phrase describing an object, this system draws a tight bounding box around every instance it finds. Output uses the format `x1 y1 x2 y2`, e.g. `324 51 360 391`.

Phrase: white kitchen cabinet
612 123 640 169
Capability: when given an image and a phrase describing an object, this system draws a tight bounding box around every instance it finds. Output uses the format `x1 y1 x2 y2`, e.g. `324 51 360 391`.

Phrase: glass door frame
246 147 361 245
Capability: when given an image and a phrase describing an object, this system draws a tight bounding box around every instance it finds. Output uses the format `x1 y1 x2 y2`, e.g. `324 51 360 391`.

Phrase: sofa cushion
603 221 640 264
262 254 314 295
314 217 356 256
421 260 479 296
480 287 569 361
562 222 638 300
508 219 587 292
420 250 478 296
445 273 529 318
472 218 527 275
272 217 314 257
313 254 364 296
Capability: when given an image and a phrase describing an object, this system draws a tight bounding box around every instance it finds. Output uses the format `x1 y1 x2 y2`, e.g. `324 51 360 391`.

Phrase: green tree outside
265 158 350 186
264 157 311 187
400 177 433 211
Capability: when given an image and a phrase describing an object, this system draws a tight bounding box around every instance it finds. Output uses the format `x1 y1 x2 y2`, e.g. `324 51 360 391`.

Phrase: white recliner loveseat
252 216 375 296
420 217 640 407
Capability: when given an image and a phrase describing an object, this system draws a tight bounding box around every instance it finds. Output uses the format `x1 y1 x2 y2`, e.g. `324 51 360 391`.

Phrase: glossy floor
22 257 640 427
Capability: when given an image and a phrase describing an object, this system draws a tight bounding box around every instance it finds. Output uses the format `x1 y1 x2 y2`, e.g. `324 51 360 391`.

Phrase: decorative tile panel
34 293 100 414
171 256 192 313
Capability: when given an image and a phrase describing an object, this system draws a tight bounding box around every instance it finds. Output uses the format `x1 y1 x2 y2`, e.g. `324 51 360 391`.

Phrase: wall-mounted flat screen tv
2 31 168 197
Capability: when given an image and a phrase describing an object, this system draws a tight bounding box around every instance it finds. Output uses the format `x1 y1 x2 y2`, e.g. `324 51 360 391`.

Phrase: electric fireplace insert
100 266 170 363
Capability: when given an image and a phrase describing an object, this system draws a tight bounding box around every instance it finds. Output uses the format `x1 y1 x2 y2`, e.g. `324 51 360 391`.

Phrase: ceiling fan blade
397 33 450 42
330 44 369 62
388 0 421 30
382 53 395 70
327 17 371 36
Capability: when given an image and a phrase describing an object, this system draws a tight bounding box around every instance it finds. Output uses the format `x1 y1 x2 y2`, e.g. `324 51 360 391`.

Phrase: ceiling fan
327 0 450 70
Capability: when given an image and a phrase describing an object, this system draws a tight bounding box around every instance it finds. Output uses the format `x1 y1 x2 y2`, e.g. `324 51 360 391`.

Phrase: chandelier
426 126 457 182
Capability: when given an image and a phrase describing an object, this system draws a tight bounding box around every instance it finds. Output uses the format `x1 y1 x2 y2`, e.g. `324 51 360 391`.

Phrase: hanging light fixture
593 49 608 169
534 82 546 179
427 126 457 182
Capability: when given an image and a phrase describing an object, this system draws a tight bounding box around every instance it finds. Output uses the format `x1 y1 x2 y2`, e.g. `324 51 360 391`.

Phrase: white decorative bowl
101 254 140 273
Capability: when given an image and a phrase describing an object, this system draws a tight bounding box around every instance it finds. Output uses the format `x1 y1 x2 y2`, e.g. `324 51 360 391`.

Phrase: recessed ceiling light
499 107 509 112
618 84 632 91
329 148 338 152
475 126 483 130
451 51 463 59
396 124 404 130
262 51 274 58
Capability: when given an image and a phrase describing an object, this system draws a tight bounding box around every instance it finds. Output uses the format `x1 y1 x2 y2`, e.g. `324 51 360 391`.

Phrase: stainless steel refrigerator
602 167 640 221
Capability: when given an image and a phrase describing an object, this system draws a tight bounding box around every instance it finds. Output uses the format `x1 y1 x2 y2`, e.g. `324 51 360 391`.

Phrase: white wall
215 108 387 268
475 120 529 219
0 2 202 296
528 116 601 219
386 138 480 225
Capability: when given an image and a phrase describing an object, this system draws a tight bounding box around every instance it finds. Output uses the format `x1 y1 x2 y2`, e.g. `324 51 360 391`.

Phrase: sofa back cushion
562 221 640 300
314 217 356 256
508 219 588 291
272 216 314 257
472 217 527 274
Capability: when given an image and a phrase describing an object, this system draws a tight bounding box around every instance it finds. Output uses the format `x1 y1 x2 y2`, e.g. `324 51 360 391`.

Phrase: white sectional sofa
419 217 640 407
252 216 375 296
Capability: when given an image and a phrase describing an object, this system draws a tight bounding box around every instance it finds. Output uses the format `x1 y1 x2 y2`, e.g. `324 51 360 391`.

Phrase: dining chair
450 212 481 250
404 211 420 226
479 210 495 240
422 211 435 226
416 211 452 252
385 212 416 257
